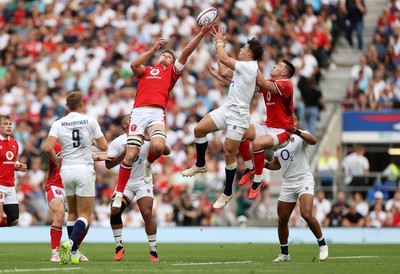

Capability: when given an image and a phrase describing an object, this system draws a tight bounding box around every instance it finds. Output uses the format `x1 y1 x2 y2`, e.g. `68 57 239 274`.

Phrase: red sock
253 150 266 176
77 230 87 248
50 225 62 249
0 216 7 227
146 148 160 164
238 139 251 162
116 161 132 192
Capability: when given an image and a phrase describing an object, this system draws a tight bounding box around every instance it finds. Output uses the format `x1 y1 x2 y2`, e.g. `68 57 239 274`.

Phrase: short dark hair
161 49 176 63
66 91 83 111
282 59 295 78
247 37 264 61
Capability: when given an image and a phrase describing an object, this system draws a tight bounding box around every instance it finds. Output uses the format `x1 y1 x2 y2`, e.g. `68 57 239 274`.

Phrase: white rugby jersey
274 132 314 183
225 60 258 111
107 134 150 181
49 112 104 169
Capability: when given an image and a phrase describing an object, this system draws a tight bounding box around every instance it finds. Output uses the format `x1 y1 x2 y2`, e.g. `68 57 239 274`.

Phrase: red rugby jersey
259 78 294 131
0 136 19 187
133 64 181 109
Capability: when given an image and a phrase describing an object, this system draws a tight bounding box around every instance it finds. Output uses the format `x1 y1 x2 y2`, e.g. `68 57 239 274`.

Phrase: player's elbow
96 138 108 151
105 161 115 169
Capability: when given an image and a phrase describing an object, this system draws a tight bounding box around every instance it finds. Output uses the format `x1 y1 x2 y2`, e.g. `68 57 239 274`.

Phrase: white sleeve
107 139 122 157
48 121 59 138
91 119 104 139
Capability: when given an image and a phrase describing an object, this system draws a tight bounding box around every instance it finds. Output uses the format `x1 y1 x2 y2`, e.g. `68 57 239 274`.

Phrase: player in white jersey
182 25 264 209
103 115 169 262
264 114 328 262
44 91 108 265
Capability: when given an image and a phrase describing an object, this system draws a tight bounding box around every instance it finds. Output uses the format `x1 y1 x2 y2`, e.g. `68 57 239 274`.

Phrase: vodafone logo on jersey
150 69 160 76
131 124 137 132
5 151 14 161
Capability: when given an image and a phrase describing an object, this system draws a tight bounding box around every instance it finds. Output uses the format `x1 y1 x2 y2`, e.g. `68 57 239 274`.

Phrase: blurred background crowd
1 0 399 228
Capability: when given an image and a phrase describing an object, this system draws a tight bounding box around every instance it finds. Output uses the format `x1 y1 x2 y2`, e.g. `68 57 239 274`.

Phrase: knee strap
150 130 166 140
4 204 19 225
127 136 143 148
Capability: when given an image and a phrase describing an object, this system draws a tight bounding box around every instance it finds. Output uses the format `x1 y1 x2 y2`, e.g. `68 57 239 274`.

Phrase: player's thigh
46 186 68 211
75 170 96 198
253 134 274 150
76 196 95 219
137 196 154 218
207 108 227 132
66 195 77 216
278 184 299 203
277 200 296 222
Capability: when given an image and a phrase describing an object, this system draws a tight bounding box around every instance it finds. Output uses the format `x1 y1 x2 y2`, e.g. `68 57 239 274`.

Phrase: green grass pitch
0 243 399 273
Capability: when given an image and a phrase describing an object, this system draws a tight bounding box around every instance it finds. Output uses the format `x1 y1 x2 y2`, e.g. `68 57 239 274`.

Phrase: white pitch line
329 256 379 259
173 260 253 266
0 267 83 273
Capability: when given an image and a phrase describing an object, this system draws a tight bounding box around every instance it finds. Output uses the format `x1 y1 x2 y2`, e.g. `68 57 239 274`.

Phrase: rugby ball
196 7 219 27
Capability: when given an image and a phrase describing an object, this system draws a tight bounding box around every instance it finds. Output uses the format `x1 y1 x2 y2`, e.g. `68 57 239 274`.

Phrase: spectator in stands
317 147 339 185
366 182 389 204
353 192 369 217
385 205 400 227
342 202 366 227
341 144 370 186
332 191 350 215
297 76 325 136
313 190 331 225
341 0 366 51
385 190 400 212
366 202 387 228
323 203 344 227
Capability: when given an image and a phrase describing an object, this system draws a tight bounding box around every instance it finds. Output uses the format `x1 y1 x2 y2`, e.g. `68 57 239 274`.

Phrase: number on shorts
72 129 81 148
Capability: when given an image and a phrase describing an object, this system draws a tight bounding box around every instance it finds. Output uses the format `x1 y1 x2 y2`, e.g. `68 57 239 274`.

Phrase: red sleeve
274 79 293 98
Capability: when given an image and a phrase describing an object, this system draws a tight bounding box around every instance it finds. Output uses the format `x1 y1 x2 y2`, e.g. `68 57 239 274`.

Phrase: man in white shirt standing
44 91 108 265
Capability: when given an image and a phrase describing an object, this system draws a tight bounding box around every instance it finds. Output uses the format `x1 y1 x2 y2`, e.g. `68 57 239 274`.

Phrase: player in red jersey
0 114 27 228
112 22 216 209
241 60 296 199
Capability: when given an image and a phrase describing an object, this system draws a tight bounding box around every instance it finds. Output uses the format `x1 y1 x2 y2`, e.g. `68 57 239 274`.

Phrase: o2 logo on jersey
55 189 62 195
280 149 293 162
130 124 137 132
150 69 160 76
5 151 14 161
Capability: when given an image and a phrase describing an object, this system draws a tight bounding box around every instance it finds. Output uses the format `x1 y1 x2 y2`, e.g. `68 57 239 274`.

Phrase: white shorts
278 180 315 203
119 180 154 204
130 107 165 136
45 186 68 211
60 169 96 197
209 104 250 141
0 185 18 205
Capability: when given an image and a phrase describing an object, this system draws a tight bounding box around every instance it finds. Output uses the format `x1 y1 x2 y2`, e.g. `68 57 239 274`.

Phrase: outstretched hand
211 24 227 45
200 21 217 35
151 37 165 52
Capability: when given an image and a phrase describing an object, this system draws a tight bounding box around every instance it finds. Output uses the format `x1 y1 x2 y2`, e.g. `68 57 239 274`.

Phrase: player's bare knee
300 212 312 222
151 144 164 156
193 126 206 138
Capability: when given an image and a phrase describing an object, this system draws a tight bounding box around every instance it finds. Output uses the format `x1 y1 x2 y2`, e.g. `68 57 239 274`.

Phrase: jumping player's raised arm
175 22 216 73
130 38 165 78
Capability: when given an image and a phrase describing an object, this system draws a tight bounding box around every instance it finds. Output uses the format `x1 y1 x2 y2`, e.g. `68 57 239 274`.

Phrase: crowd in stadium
343 0 400 110
0 0 399 229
